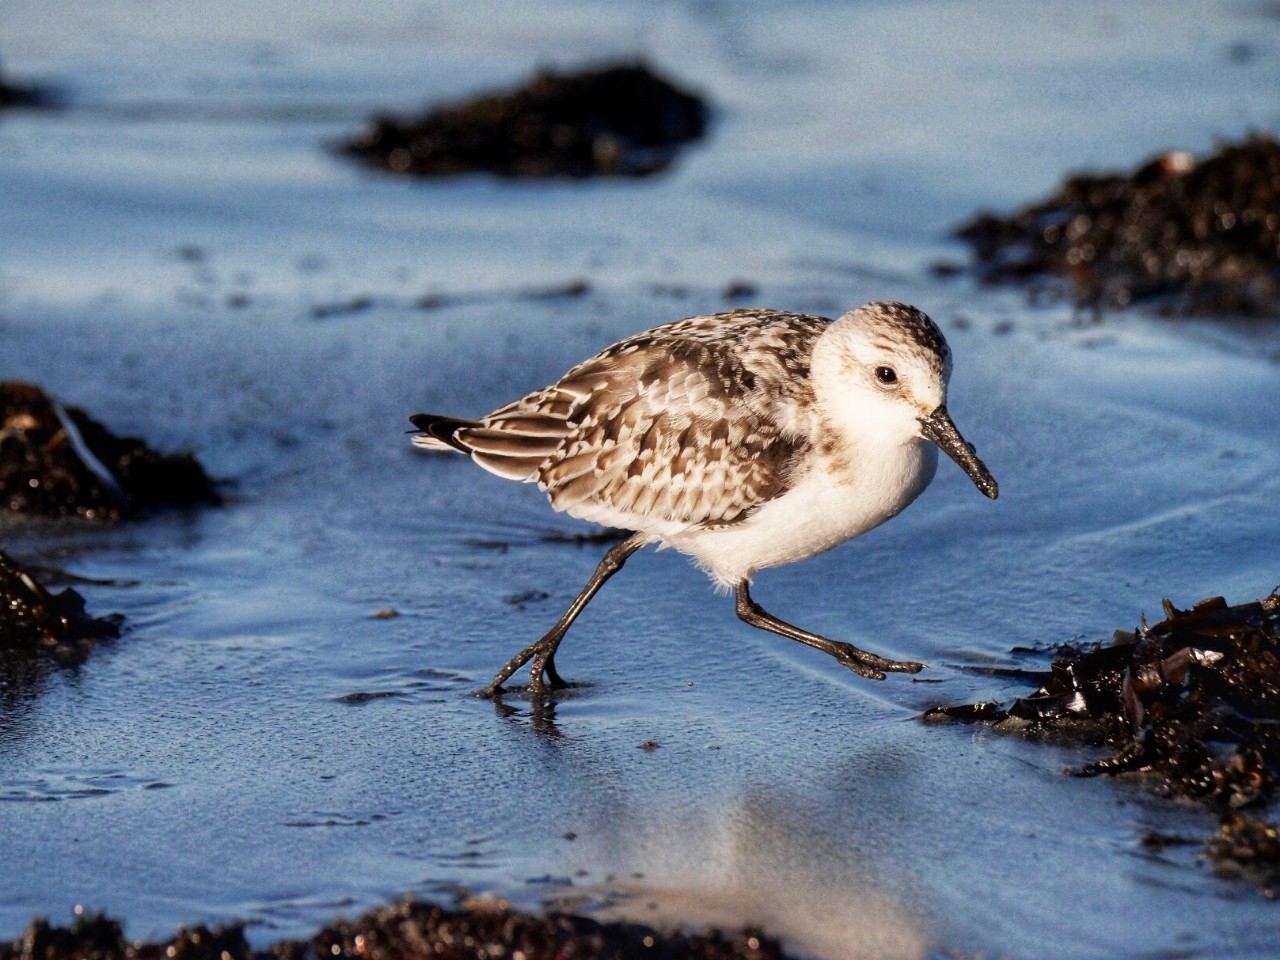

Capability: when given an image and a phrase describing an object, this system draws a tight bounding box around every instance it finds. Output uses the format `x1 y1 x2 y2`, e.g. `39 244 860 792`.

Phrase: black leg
734 581 924 680
479 532 647 699
542 653 568 689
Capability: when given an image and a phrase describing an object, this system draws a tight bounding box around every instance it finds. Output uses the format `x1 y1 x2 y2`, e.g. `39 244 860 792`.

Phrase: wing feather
470 453 548 481
418 309 829 528
459 427 562 459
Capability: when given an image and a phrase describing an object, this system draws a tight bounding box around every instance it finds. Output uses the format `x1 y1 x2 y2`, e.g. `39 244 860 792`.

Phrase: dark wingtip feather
408 413 481 453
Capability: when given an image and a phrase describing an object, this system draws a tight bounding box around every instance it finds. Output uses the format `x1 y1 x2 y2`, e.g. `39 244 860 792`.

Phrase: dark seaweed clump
956 134 1280 316
926 591 1280 885
0 382 218 520
0 551 120 666
0 78 45 108
1208 813 1280 890
343 62 708 179
1 898 788 960
0 58 52 109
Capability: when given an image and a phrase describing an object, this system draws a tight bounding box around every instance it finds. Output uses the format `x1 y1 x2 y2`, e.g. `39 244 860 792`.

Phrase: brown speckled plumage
433 309 830 529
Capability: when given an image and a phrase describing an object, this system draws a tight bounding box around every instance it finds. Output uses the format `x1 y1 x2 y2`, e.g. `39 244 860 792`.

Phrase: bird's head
815 301 998 499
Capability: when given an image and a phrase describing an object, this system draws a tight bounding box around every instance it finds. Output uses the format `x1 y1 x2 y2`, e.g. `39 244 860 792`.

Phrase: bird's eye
875 366 898 386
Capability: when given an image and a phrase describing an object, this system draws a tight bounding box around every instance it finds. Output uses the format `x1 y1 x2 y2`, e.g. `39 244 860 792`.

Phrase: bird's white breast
665 435 939 586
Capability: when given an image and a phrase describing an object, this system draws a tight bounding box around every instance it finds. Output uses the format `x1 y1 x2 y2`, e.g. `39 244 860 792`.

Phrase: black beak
918 405 999 500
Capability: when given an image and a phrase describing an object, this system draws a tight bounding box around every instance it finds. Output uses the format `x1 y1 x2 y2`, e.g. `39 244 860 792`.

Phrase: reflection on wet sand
587 793 927 960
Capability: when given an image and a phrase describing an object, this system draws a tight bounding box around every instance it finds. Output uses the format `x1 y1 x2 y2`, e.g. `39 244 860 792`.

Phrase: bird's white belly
665 439 938 586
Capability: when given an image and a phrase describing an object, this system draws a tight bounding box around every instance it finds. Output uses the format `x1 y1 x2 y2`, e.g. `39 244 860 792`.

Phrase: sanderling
411 301 997 698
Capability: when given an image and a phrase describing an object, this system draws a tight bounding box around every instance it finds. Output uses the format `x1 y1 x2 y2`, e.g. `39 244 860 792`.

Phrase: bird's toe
884 659 925 674
833 642 924 679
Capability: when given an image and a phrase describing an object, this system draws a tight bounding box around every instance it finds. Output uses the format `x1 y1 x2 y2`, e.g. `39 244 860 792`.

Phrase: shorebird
411 301 997 698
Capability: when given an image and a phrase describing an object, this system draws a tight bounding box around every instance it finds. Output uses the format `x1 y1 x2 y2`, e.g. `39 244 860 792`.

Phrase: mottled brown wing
541 387 801 527
444 309 826 528
545 312 828 527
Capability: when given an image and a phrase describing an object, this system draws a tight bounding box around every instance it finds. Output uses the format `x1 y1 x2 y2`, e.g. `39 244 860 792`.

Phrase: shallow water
2 1 1280 957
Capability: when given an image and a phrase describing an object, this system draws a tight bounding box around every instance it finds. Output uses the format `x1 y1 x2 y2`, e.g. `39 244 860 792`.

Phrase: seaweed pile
956 134 1280 316
0 79 43 108
343 62 708 179
927 591 1280 887
2 898 787 960
0 551 120 666
0 382 217 520
0 57 49 109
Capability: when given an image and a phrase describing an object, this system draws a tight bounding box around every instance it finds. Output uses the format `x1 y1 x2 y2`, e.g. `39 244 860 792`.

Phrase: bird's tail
409 413 482 453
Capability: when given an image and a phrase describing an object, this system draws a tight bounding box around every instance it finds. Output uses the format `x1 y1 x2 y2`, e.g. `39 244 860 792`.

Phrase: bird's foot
527 647 571 700
477 639 570 700
832 642 924 681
